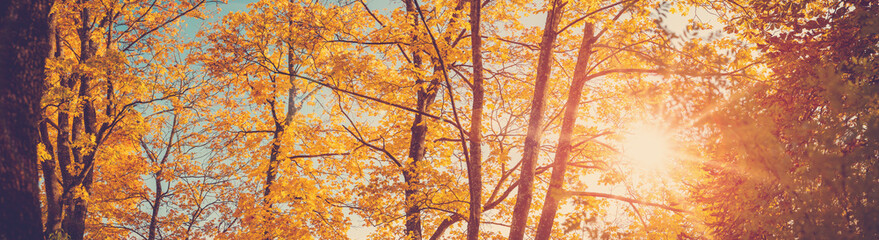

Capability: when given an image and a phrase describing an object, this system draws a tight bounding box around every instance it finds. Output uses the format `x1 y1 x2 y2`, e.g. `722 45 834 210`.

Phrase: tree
507 1 565 239
687 0 879 238
0 0 53 239
80 32 231 239
466 0 485 238
24 0 878 239
533 22 594 240
39 0 213 238
199 1 365 238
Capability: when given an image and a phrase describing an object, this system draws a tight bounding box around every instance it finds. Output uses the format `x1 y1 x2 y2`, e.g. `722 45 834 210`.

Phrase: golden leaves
38 143 53 162
30 0 806 238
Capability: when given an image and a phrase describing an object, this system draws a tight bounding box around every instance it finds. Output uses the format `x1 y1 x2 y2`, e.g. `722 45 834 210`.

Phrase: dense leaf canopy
3 0 875 239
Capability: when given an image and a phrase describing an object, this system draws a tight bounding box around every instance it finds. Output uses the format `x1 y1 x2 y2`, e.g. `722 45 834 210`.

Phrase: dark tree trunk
508 0 565 239
43 13 65 238
402 0 439 239
148 170 164 240
63 4 98 239
404 105 431 240
143 115 178 240
41 120 64 237
262 124 282 240
54 17 75 235
466 0 485 239
534 22 594 240
0 0 53 239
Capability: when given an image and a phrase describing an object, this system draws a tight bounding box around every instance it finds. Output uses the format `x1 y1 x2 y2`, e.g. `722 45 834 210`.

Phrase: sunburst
622 123 674 174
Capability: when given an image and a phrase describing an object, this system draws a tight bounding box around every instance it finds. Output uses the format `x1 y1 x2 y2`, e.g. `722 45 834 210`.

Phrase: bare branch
120 0 209 52
281 72 459 127
411 0 471 165
566 191 689 213
557 0 634 34
287 153 349 159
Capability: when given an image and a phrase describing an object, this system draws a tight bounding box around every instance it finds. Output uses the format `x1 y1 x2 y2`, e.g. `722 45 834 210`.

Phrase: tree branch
287 152 349 159
280 72 459 127
565 191 689 213
411 0 471 165
557 0 634 34
120 0 209 52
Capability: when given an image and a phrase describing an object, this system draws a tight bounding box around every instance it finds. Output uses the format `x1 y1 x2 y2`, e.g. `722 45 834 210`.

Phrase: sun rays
622 123 675 175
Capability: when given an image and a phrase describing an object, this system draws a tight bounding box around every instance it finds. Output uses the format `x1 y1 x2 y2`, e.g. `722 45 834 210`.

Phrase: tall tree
466 0 485 238
199 1 365 238
39 0 212 238
689 0 879 238
402 1 434 238
260 1 306 239
508 0 566 239
533 22 594 240
41 9 65 237
0 0 53 239
312 0 472 238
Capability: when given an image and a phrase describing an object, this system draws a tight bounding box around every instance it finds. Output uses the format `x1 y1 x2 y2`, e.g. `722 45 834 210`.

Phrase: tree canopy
1 0 876 239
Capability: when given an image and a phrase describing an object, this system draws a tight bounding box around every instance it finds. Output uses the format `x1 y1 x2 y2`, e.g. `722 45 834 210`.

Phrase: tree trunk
466 0 485 239
534 22 594 240
148 170 164 240
507 0 565 239
43 13 65 238
263 10 301 238
55 15 75 235
64 3 98 239
142 114 178 240
64 170 92 240
0 0 53 239
41 121 64 237
263 122 283 240
260 59 288 240
402 1 439 239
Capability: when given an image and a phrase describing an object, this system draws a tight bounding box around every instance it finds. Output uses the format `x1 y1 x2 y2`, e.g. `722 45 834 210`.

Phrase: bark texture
0 0 53 239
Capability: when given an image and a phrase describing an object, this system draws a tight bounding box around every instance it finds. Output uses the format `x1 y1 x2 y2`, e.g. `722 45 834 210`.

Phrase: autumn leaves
14 0 868 239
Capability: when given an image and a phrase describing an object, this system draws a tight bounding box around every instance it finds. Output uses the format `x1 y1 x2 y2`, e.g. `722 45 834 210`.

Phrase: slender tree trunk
0 0 52 239
263 10 301 237
143 114 177 240
148 171 164 240
262 122 283 239
402 1 438 239
55 15 74 235
404 99 432 240
466 0 485 239
56 72 75 238
41 121 64 237
534 22 594 240
261 68 289 240
42 12 65 237
508 0 565 239
64 3 98 239
64 126 85 240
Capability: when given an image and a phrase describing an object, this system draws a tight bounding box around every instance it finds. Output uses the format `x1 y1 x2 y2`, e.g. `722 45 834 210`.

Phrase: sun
621 123 674 173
